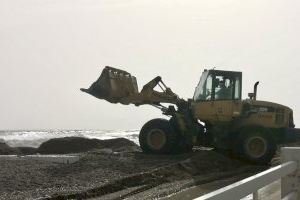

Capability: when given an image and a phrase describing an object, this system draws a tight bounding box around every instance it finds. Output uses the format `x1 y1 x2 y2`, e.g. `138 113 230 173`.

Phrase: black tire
139 118 178 154
234 128 276 164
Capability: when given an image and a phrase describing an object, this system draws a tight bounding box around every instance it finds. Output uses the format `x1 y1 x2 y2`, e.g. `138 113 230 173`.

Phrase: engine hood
243 99 293 112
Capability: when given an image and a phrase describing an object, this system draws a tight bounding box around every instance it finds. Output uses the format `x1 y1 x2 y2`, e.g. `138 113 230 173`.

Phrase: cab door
192 70 243 123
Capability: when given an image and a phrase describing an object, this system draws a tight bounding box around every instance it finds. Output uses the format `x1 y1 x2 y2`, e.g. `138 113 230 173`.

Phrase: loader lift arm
80 66 184 108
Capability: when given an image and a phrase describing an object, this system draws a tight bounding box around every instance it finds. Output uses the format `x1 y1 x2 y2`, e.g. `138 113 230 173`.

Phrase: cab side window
234 77 241 100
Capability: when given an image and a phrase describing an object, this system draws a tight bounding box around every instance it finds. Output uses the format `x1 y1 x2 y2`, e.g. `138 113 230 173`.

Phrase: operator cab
193 69 242 101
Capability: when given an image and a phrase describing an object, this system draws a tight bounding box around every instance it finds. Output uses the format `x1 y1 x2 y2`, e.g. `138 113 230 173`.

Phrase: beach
0 135 268 200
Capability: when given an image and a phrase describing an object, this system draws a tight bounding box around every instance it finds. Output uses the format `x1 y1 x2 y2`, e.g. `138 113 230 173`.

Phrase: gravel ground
0 137 267 200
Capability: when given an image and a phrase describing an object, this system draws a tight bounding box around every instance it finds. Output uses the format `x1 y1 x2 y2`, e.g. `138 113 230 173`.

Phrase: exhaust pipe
253 81 259 100
248 81 259 100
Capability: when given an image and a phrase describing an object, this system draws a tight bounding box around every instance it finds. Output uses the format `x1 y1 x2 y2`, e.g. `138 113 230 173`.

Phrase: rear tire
234 128 276 164
139 118 178 154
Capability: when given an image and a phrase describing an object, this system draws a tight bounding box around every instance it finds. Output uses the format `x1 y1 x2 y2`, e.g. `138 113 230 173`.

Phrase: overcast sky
0 0 299 130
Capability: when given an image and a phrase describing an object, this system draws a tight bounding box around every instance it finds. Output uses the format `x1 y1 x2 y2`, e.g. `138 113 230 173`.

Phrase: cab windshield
193 70 242 101
193 71 210 101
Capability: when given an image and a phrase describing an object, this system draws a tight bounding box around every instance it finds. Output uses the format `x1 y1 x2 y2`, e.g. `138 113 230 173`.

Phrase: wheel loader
81 66 300 164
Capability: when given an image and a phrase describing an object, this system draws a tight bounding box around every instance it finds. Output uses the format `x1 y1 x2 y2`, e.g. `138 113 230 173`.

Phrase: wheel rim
146 129 167 150
245 136 268 159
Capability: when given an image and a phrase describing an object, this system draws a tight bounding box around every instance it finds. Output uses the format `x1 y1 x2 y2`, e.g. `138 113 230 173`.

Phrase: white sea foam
0 130 140 147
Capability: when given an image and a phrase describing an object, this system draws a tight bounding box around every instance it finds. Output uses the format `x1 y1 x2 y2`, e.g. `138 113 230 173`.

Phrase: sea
0 130 140 147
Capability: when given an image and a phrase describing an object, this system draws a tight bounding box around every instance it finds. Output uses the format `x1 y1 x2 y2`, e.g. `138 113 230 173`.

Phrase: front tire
139 118 177 154
235 128 276 164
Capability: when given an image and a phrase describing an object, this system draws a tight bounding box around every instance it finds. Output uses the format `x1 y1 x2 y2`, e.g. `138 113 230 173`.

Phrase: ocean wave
0 130 140 147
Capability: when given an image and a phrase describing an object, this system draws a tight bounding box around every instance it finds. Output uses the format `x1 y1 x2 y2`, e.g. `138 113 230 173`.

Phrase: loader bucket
80 66 139 104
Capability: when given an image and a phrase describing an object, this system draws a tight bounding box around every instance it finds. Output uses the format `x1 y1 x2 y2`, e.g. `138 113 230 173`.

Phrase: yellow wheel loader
81 66 300 164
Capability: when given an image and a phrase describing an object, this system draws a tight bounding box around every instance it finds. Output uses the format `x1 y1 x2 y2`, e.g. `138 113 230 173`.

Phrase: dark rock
0 142 20 155
103 138 138 150
17 147 37 155
37 137 138 154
